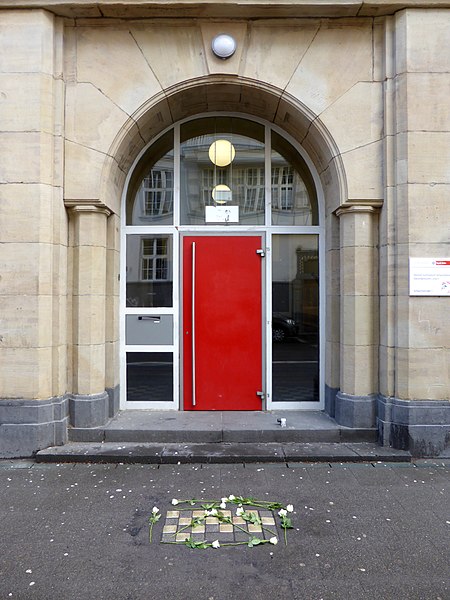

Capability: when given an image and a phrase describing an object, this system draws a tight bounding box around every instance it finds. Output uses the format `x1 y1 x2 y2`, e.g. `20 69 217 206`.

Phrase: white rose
278 508 287 517
171 499 179 506
221 497 228 504
269 537 278 545
220 502 227 509
236 507 244 516
212 540 220 549
152 506 159 514
228 495 236 501
286 504 294 513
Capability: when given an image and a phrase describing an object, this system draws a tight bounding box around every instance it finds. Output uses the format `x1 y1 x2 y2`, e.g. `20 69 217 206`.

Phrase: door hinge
256 390 265 401
256 249 265 258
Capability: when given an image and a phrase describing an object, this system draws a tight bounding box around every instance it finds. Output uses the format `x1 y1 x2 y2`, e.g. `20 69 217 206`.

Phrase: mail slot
126 315 173 345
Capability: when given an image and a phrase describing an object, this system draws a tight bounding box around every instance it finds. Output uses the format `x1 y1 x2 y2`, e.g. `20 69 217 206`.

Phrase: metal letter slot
138 316 161 323
192 242 196 406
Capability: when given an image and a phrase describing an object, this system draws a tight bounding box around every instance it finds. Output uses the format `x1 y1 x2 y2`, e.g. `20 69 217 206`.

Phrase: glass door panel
272 234 319 402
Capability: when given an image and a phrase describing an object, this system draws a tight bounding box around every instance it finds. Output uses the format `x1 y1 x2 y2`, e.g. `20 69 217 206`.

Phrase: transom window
142 170 173 217
126 116 318 226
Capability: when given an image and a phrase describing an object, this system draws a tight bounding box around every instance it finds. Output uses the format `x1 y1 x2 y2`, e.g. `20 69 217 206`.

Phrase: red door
183 236 263 410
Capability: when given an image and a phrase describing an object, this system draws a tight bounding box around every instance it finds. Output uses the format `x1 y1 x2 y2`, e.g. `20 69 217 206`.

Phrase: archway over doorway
101 75 347 218
94 76 348 419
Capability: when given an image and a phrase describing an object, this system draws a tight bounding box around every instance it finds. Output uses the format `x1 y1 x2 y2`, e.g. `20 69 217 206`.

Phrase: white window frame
120 113 325 411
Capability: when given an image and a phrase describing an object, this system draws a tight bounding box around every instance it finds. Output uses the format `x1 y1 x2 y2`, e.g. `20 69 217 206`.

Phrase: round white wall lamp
211 34 237 59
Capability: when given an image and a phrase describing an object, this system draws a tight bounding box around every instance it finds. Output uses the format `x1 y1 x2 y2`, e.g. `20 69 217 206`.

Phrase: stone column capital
66 202 111 218
335 200 383 218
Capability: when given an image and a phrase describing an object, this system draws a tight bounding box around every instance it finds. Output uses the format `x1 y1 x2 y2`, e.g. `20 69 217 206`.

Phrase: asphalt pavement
0 459 448 600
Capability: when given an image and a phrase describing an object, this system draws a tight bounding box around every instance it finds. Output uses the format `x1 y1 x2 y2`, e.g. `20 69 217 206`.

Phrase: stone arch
100 75 348 217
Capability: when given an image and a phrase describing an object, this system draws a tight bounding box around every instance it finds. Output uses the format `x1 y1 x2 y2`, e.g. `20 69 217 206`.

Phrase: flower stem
233 523 252 536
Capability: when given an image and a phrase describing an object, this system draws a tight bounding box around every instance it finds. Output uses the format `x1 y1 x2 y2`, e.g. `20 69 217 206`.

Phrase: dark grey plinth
324 385 339 418
334 392 377 428
69 391 109 428
0 396 68 458
106 385 120 418
377 396 450 457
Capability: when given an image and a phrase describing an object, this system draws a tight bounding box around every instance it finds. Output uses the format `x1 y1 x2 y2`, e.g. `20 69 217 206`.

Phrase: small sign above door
205 206 239 223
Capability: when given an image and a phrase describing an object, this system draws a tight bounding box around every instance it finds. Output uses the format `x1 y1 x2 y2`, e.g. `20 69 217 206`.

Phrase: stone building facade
0 1 449 458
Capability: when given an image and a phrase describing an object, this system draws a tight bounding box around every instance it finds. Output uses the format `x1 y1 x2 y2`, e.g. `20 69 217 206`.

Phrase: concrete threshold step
67 410 378 444
36 442 412 464
68 428 377 444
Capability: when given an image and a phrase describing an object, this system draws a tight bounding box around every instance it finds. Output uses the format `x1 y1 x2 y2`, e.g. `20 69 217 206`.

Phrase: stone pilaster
334 202 381 428
376 11 450 456
68 204 111 427
0 10 69 457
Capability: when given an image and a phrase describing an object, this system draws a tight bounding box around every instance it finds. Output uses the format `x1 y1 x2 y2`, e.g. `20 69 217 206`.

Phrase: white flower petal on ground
269 537 278 545
278 509 287 517
286 504 294 512
171 499 179 505
212 540 220 549
152 506 159 514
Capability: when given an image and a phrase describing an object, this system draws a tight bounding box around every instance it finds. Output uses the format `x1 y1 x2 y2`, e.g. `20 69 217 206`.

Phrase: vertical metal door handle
192 241 196 406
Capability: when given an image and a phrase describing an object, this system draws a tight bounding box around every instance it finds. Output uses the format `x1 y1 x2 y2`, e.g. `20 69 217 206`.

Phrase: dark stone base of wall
377 396 450 457
106 385 120 419
0 397 68 458
334 391 377 428
69 392 109 428
324 385 339 418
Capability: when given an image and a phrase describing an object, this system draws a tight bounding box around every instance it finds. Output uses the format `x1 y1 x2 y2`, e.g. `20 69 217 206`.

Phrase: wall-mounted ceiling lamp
211 34 237 59
212 184 232 204
208 139 236 167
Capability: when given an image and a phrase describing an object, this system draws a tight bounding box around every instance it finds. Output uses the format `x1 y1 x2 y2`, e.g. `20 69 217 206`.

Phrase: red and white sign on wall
409 258 450 296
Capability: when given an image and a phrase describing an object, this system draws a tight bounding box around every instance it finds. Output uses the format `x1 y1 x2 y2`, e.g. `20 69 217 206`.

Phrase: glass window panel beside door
126 234 173 308
126 353 173 402
272 235 319 402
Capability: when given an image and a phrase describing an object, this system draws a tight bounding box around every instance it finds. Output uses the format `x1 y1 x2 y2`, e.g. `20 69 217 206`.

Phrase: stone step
67 410 378 444
36 442 411 464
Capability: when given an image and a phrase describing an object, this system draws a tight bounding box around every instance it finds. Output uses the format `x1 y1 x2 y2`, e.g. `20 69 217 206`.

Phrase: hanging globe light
208 140 236 167
212 184 232 204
